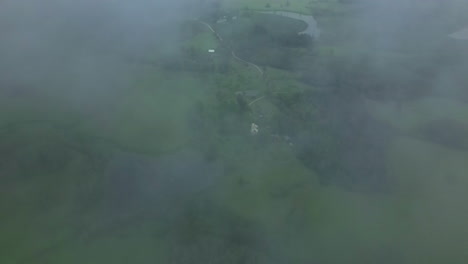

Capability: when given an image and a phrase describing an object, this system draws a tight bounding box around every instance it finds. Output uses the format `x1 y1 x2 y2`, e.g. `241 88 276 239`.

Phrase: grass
213 137 319 227
184 31 219 51
211 135 419 263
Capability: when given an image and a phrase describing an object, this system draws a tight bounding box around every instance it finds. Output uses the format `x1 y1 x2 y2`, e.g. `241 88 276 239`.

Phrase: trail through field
197 20 264 76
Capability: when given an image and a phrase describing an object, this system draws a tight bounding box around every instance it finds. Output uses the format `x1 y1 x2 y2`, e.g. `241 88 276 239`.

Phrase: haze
1 0 468 263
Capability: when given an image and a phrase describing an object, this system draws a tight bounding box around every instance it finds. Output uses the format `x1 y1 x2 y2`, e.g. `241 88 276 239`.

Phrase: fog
1 0 192 102
1 0 468 263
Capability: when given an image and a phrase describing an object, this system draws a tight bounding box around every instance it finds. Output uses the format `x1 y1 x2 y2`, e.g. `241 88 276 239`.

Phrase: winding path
197 20 264 76
231 51 264 76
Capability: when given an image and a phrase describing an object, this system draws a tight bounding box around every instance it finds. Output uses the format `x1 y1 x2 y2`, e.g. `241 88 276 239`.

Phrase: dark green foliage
274 33 313 47
164 200 268 263
0 123 105 177
294 91 395 192
298 53 434 102
215 13 313 70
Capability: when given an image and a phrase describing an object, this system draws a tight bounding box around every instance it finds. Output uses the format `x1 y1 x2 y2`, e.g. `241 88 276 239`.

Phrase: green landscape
2 0 468 263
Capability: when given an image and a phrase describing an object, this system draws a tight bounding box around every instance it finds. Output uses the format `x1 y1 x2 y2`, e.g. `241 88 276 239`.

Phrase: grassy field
184 31 219 51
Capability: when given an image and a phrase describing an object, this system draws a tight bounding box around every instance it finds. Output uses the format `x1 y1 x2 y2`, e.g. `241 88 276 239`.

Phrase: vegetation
2 0 468 263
